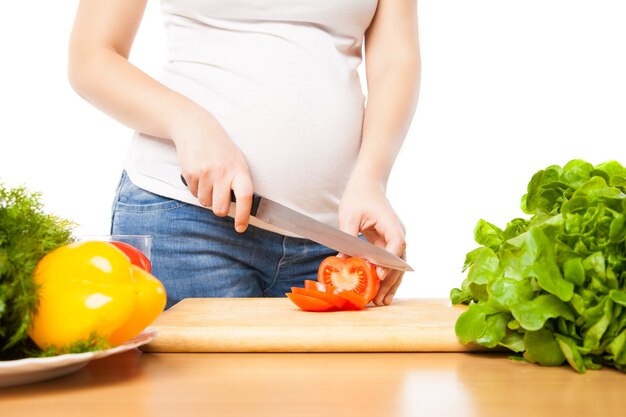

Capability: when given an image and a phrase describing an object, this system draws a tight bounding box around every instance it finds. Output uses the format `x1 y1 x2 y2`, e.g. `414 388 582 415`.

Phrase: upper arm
69 0 148 60
364 0 420 77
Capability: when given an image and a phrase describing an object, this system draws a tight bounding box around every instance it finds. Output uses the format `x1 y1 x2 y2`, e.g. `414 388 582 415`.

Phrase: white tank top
124 0 378 232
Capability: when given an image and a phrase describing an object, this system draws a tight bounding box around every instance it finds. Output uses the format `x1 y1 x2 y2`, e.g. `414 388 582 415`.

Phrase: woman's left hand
335 0 419 306
338 174 406 306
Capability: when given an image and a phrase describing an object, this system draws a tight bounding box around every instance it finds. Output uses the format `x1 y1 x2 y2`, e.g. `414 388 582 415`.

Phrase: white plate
0 330 156 388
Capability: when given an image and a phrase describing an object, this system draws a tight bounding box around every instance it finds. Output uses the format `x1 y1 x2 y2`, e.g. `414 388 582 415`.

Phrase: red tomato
111 241 152 272
317 256 380 304
303 280 367 310
286 292 337 312
291 287 348 309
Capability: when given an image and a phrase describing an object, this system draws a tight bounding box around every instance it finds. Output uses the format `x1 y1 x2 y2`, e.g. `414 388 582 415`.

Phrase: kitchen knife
180 176 413 271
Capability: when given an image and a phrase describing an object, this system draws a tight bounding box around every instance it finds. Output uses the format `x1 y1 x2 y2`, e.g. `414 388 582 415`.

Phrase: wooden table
2 350 624 417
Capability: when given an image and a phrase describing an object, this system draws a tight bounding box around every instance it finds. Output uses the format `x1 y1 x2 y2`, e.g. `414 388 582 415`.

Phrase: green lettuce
451 159 626 373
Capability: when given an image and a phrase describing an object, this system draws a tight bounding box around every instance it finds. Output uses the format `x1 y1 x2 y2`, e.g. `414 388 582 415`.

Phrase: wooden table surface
2 350 625 417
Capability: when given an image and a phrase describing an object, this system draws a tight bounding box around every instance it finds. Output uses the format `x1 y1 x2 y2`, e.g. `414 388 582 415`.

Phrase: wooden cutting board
142 298 479 353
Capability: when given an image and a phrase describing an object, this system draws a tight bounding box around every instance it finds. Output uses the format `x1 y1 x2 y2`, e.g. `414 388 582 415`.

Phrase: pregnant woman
68 0 420 308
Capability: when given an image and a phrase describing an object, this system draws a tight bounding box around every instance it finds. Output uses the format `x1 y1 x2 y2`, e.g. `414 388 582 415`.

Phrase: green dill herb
35 333 111 357
0 182 75 359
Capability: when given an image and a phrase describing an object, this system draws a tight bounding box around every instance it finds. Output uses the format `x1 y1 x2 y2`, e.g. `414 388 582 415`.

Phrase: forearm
354 0 421 189
356 57 421 188
68 46 208 142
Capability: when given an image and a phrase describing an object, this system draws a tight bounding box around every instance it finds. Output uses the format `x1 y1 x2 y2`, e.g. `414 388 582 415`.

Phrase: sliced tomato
332 289 367 310
304 279 331 292
291 287 348 309
304 280 367 310
110 241 152 272
286 292 337 312
318 256 380 304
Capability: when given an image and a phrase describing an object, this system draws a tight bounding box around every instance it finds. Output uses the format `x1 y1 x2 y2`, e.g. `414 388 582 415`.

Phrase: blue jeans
111 172 336 309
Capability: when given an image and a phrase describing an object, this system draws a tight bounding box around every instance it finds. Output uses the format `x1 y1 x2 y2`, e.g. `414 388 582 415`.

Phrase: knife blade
180 175 413 271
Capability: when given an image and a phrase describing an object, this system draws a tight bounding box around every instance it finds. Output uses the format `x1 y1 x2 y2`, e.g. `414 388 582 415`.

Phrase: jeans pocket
113 171 188 213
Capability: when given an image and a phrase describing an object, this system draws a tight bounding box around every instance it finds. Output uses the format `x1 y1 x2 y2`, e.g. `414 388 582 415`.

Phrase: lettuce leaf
451 159 626 373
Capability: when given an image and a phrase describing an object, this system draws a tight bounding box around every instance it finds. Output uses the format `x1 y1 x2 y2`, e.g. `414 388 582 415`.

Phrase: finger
374 272 403 306
182 173 200 199
374 273 396 305
196 175 213 208
360 228 393 281
374 251 405 282
376 266 388 281
374 276 393 306
383 274 403 305
378 229 407 281
372 260 390 281
211 181 231 217
383 230 407 259
232 173 253 233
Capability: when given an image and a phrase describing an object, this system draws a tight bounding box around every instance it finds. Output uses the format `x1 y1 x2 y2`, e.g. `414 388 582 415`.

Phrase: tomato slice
332 289 367 310
317 256 380 304
110 241 152 272
286 292 337 312
291 287 348 309
304 279 331 292
304 280 367 310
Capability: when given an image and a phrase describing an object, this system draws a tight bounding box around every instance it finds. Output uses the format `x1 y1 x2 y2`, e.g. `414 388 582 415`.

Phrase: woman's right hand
67 0 254 233
173 108 254 233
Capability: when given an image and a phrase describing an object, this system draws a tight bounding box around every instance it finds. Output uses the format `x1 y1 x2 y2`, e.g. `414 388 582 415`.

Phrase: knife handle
180 175 262 216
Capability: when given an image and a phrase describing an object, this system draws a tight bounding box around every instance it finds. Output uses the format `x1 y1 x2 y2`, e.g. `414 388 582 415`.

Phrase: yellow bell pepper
28 240 166 349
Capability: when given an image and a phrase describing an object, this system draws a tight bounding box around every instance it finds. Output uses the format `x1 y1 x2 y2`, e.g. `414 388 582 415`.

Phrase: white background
1 1 625 299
